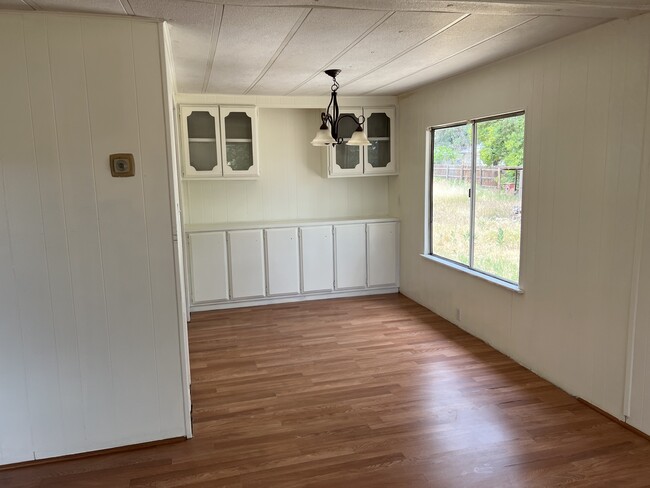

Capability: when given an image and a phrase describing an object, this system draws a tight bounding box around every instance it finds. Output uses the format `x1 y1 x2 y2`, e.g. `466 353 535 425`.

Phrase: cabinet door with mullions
328 107 364 177
220 106 259 177
181 106 222 178
363 107 396 175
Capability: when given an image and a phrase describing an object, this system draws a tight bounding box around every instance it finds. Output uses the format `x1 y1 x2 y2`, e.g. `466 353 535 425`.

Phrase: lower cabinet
188 232 229 303
367 222 399 287
228 229 266 299
187 219 399 309
334 224 367 290
300 226 334 293
265 227 300 296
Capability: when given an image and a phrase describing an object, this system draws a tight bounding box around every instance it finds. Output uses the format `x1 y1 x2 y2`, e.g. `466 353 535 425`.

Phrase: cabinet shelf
368 137 390 141
189 138 217 143
225 138 253 143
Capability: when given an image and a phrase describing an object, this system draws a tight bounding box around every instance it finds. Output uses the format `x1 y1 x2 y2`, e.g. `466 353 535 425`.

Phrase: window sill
419 254 524 294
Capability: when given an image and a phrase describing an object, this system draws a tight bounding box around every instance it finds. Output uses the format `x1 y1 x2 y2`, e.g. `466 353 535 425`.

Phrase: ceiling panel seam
119 0 135 16
285 10 395 96
202 4 225 94
21 0 39 9
243 8 312 95
344 13 470 87
366 15 539 95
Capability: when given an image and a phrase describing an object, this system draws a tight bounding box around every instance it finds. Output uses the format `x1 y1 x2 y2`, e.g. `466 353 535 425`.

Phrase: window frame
425 110 525 290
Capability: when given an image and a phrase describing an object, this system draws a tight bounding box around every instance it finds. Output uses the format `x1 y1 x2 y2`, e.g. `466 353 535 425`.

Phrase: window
428 112 525 285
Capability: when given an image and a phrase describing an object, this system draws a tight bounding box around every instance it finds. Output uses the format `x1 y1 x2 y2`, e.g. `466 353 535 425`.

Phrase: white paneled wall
397 13 650 424
182 108 390 224
628 81 650 434
0 13 186 465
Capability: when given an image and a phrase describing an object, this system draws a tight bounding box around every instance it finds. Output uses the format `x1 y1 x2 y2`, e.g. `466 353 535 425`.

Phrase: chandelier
311 69 371 147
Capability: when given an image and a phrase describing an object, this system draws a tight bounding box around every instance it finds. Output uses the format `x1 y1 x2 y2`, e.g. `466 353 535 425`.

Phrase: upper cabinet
326 106 397 178
364 108 396 175
329 108 364 177
180 105 259 179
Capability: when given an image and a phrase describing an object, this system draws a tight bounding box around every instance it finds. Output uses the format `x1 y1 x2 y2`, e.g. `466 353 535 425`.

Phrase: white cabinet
364 107 396 175
265 228 300 296
325 106 397 177
334 224 367 290
300 226 334 293
188 232 229 303
328 107 364 177
180 106 222 179
367 222 399 287
186 219 399 310
220 106 259 178
228 230 266 299
180 104 258 179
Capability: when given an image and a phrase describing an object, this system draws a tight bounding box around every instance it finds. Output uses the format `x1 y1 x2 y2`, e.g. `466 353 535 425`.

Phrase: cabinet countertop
185 216 400 233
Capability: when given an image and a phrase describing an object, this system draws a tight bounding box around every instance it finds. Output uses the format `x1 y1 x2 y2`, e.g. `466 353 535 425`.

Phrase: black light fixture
311 69 371 147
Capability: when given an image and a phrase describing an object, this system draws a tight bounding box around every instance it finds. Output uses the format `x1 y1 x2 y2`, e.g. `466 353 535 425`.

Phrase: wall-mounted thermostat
110 153 135 177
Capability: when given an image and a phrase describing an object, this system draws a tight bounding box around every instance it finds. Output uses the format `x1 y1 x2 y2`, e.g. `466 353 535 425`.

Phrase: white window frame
424 111 525 291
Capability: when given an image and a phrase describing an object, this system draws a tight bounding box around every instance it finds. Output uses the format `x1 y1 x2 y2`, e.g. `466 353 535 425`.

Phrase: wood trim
576 398 650 442
0 437 186 472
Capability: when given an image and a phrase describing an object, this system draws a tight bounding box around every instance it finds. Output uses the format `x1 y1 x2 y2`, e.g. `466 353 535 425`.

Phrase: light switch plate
110 153 135 177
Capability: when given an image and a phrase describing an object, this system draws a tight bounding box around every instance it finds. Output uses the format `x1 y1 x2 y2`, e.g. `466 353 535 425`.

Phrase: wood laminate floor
2 293 650 487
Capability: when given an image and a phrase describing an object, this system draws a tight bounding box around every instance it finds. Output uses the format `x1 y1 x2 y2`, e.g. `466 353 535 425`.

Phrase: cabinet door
329 107 364 177
228 230 266 299
265 228 300 296
220 106 259 178
367 222 399 287
300 226 333 293
363 107 397 175
188 232 229 303
180 106 222 179
334 224 367 290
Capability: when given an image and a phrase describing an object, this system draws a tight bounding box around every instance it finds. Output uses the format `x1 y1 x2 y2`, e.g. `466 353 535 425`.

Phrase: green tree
477 115 524 167
433 124 472 165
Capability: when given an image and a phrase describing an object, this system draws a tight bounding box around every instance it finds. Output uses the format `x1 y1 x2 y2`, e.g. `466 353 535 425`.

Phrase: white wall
182 108 392 224
0 13 186 465
397 13 650 425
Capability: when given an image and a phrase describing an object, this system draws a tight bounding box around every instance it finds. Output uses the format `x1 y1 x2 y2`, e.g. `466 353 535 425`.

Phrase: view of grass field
431 178 522 283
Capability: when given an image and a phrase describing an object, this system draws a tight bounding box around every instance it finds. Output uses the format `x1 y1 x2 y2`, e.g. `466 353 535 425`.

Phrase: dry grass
431 178 522 283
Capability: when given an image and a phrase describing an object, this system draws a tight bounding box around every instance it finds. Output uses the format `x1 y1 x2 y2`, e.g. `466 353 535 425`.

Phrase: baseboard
576 398 650 442
190 287 399 312
0 436 186 472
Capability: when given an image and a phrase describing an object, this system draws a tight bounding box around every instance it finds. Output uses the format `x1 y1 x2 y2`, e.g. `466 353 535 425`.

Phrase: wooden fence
433 165 523 192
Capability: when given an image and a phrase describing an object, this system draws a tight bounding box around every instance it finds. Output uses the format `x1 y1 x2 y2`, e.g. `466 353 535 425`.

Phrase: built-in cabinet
334 224 367 289
188 232 229 303
326 107 397 177
187 219 399 310
228 230 266 299
265 228 301 296
180 105 259 179
367 222 399 287
300 226 334 293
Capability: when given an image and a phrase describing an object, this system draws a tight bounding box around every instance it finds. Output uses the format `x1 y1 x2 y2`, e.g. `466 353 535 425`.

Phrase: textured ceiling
3 0 650 95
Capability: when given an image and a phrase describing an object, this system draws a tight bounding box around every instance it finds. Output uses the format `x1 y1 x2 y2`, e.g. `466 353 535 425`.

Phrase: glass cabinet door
363 107 396 174
329 107 363 176
220 106 259 177
181 106 221 178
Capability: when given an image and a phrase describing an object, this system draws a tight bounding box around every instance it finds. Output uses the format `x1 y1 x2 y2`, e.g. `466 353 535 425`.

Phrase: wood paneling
0 13 185 465
3 294 650 486
397 13 650 426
